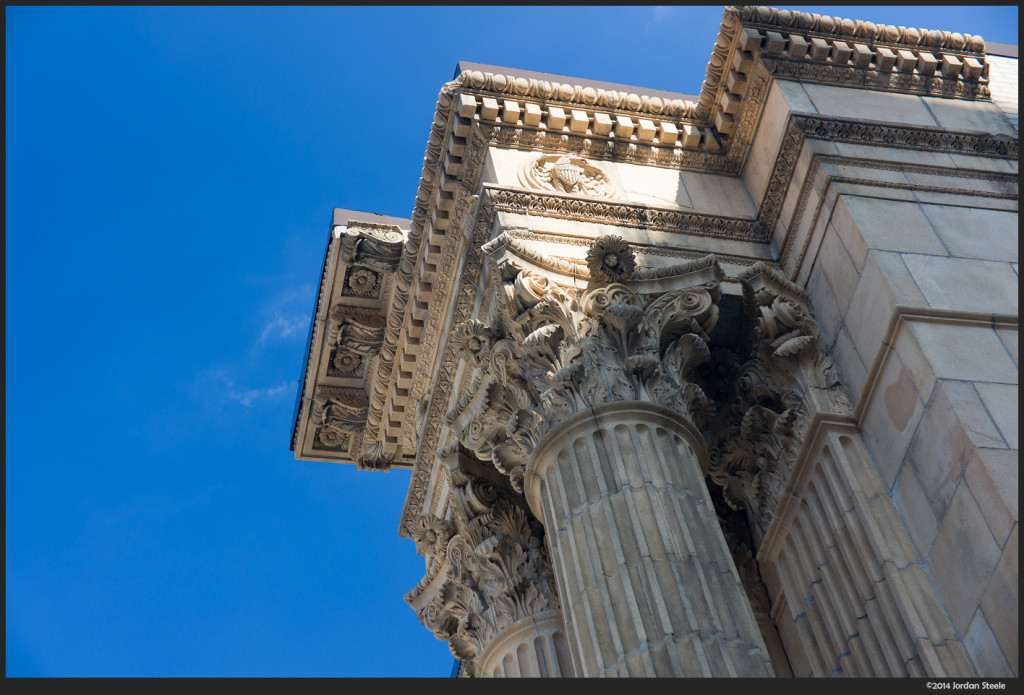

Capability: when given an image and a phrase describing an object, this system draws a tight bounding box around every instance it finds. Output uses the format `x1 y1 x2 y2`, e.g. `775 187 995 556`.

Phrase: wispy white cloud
652 6 675 23
257 314 308 345
227 380 291 408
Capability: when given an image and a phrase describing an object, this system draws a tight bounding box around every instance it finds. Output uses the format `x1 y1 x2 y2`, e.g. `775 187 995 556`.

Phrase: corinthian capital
445 236 726 491
707 262 853 539
407 451 558 677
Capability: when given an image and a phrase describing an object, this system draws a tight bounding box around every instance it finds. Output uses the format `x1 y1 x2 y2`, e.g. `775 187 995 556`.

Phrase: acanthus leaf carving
407 451 559 677
707 261 853 541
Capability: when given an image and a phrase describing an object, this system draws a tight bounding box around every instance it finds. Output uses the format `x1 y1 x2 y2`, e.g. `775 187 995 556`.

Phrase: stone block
896 49 917 73
480 97 500 121
502 99 521 124
916 52 939 76
851 43 872 67
923 96 1018 138
831 329 869 408
636 118 657 141
733 49 755 74
726 69 749 96
719 90 742 115
810 37 830 61
713 110 735 134
829 198 868 271
928 483 1002 634
569 109 589 133
787 34 809 59
806 262 841 346
995 326 1017 366
764 30 786 54
523 102 543 126
907 380 980 519
875 47 897 72
614 115 634 138
891 322 936 404
873 251 928 306
844 252 896 368
980 526 1018 674
839 196 946 255
962 57 984 81
658 121 678 145
830 40 852 66
964 447 1018 547
704 127 722 152
740 27 762 53
458 93 478 118
894 462 940 556
860 350 922 488
902 255 1018 315
920 204 1019 263
941 54 963 79
815 225 859 316
592 112 613 135
964 610 1015 677
680 123 700 148
906 320 1019 385
974 383 1018 449
547 106 566 130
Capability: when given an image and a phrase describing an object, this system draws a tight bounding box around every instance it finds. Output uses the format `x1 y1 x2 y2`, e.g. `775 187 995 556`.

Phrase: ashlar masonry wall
747 72 1018 676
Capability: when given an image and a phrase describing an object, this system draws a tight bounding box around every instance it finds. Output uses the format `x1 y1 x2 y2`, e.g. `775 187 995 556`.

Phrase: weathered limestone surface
527 401 774 677
292 5 1018 678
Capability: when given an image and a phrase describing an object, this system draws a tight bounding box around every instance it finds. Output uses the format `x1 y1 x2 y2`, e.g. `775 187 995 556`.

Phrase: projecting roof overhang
292 5 1006 482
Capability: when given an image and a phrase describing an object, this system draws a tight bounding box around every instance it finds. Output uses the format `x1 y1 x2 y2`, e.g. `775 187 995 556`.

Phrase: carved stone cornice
757 114 1019 259
699 5 993 141
405 451 559 677
368 11 1014 471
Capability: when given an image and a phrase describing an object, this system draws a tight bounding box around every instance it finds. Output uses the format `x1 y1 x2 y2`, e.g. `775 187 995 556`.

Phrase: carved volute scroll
339 222 405 272
707 261 852 539
406 450 559 678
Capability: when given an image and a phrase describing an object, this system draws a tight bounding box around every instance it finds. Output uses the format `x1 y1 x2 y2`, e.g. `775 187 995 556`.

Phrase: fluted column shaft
525 400 775 677
476 610 575 677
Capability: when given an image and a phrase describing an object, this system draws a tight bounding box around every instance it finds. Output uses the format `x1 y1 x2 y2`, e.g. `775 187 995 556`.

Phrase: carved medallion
343 266 381 297
518 155 620 198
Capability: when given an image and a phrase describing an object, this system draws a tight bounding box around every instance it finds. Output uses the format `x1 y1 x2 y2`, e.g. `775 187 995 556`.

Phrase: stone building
290 5 1018 678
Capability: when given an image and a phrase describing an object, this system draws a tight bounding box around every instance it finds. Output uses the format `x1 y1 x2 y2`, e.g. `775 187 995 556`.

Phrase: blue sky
6 5 1018 678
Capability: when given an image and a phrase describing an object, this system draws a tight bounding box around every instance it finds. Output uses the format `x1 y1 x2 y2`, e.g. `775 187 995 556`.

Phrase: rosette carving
585 234 636 282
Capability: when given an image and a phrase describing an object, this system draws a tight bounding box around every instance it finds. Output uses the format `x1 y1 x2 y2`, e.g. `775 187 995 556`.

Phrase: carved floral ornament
706 261 852 538
442 235 724 494
407 455 558 677
518 155 621 199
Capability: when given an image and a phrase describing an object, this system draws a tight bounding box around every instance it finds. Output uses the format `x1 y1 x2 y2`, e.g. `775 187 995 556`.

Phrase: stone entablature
292 5 1015 474
292 4 1017 678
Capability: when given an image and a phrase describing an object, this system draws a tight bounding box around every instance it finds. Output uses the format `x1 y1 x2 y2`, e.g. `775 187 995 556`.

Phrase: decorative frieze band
483 186 764 241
